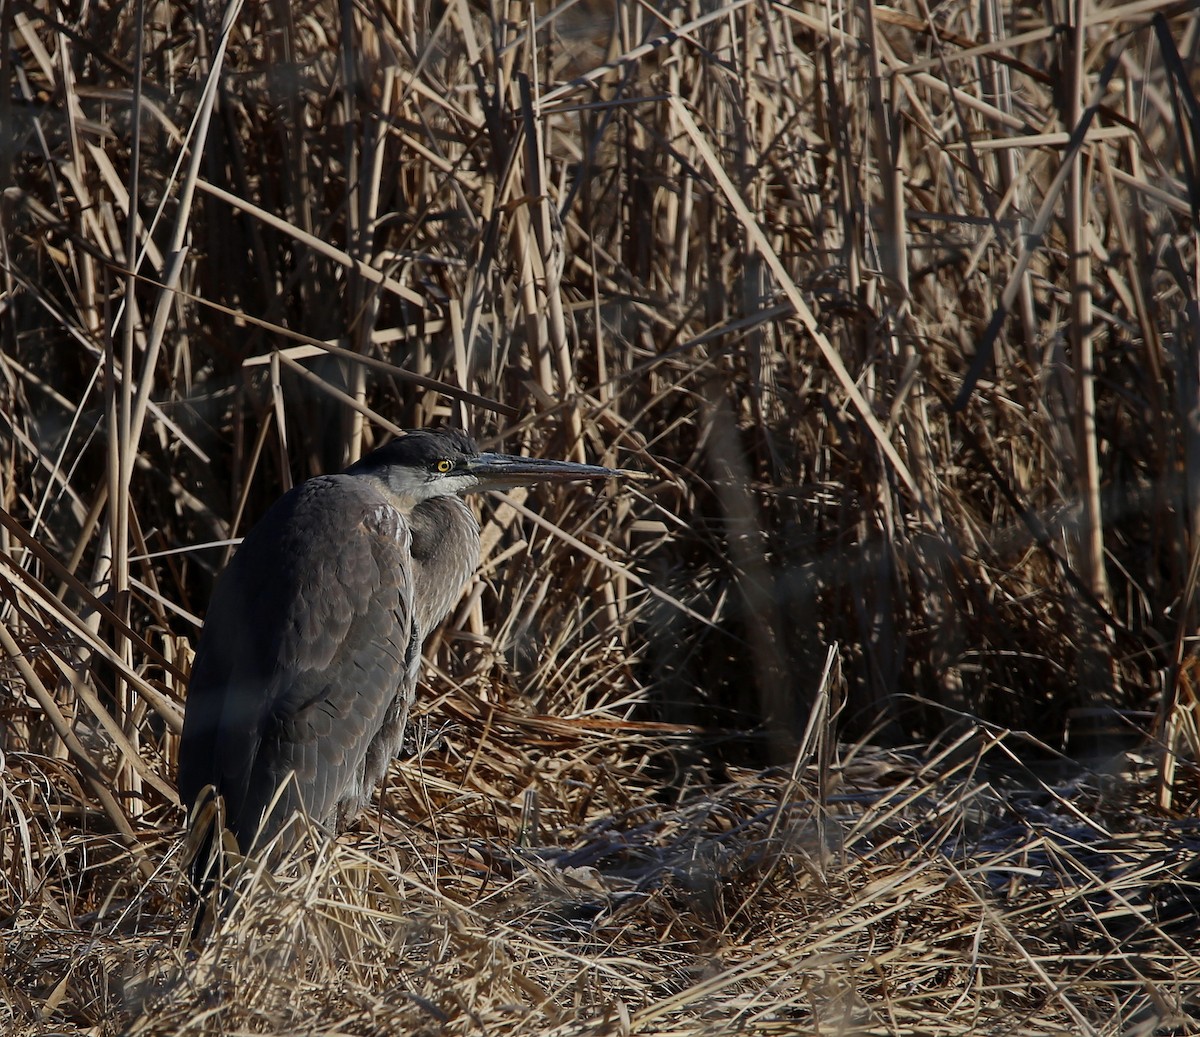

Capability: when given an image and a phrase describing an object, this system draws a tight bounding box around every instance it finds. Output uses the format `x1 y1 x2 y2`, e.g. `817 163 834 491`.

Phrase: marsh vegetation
3 0 1200 1031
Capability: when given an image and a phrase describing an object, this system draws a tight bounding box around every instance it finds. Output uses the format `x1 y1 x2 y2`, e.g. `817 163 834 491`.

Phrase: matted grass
4 0 1200 1031
5 715 1199 1034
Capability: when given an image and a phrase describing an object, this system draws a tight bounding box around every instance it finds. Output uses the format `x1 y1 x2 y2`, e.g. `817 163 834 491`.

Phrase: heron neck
407 495 481 638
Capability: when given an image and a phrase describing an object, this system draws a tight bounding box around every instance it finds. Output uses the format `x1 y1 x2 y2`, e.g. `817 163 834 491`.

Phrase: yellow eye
436 459 453 473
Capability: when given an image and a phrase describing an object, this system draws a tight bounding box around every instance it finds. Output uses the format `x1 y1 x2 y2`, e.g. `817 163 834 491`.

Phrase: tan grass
4 0 1200 1032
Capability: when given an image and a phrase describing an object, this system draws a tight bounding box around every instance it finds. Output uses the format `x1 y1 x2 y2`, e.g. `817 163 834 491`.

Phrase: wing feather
179 475 416 855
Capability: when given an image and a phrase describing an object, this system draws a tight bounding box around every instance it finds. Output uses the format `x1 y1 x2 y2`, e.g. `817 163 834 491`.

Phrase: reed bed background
3 0 1200 1032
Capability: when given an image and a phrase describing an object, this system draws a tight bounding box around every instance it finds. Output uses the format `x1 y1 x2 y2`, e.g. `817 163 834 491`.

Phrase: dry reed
3 0 1200 1032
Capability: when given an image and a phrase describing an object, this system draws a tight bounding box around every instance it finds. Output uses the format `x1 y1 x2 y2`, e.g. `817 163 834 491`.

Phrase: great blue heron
178 427 635 883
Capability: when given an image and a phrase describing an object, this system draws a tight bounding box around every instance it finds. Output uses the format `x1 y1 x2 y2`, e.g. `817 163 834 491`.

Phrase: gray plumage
178 427 632 878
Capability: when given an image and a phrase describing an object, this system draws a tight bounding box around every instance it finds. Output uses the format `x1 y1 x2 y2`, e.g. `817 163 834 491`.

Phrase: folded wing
178 474 416 857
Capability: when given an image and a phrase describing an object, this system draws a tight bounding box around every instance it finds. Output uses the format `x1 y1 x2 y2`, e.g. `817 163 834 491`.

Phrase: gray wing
178 474 416 855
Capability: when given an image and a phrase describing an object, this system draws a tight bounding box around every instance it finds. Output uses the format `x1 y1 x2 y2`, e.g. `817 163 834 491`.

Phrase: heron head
348 428 639 511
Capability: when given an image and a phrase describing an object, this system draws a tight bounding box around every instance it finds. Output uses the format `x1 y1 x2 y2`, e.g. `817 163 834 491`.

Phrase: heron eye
435 459 453 474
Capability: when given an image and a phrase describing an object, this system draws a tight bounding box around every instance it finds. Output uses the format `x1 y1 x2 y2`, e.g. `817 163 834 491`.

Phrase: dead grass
4 0 1200 1032
6 719 1200 1035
